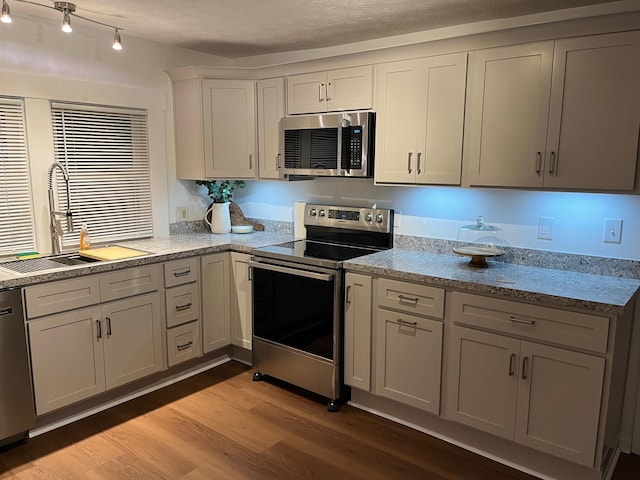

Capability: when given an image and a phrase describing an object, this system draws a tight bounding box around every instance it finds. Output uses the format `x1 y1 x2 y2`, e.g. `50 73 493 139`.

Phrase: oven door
249 257 341 362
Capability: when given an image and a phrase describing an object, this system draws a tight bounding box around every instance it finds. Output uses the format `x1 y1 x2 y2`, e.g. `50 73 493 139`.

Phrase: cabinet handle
345 285 352 305
508 353 516 376
536 152 542 174
248 265 252 282
106 317 112 337
276 153 281 169
407 152 413 174
326 82 332 101
319 83 325 102
174 269 191 277
96 320 102 340
176 303 192 312
398 294 419 305
176 340 193 351
397 318 418 327
548 151 556 175
509 316 535 326
416 152 422 174
249 153 253 170
521 356 529 380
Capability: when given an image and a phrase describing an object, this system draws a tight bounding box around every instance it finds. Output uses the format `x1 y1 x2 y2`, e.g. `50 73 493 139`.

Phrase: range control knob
365 212 373 222
319 209 325 217
309 208 317 217
376 213 384 223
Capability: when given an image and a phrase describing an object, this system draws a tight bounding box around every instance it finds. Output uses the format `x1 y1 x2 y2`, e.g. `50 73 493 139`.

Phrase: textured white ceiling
10 0 629 57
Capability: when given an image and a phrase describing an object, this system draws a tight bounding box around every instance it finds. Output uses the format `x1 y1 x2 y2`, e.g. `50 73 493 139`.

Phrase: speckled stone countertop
344 249 640 315
0 232 292 290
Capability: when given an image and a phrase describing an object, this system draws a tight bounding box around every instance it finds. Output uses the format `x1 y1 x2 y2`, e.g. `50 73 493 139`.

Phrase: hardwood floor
0 361 637 479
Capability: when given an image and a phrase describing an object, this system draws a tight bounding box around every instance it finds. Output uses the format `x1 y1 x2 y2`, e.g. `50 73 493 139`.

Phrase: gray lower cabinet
201 252 231 353
25 265 163 416
344 273 373 391
230 252 252 350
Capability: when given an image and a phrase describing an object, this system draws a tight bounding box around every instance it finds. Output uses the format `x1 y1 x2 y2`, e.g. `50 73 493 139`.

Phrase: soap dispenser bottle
79 224 91 250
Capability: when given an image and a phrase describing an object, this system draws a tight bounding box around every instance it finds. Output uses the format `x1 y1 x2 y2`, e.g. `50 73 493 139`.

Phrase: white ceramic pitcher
205 202 231 234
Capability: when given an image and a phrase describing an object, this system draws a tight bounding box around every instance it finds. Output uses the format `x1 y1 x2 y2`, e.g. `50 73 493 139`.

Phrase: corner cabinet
286 65 374 114
172 78 257 180
257 78 286 180
464 31 640 191
375 53 467 185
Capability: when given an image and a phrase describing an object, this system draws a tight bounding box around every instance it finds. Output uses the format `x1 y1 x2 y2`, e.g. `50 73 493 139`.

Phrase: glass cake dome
453 216 506 268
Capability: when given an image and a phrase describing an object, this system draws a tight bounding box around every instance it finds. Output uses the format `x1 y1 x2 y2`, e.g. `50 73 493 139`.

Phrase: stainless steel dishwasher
0 288 35 447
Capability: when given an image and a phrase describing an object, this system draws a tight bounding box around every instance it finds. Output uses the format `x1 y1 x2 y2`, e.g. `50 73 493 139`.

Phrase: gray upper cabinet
464 31 640 191
257 78 286 180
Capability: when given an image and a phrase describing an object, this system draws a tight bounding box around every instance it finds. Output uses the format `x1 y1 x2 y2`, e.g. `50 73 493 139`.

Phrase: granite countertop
344 249 640 315
0 231 292 290
2 234 638 315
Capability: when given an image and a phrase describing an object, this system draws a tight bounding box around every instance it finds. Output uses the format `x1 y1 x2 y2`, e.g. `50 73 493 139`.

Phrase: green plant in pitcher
196 180 246 203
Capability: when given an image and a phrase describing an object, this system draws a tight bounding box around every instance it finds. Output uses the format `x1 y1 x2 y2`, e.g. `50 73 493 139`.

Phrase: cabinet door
416 53 467 185
445 326 519 440
173 78 206 180
465 42 553 187
344 273 372 391
28 306 105 415
201 252 231 353
202 79 257 179
326 65 373 112
544 31 640 191
230 252 252 350
287 72 327 114
257 78 286 179
375 308 442 414
374 59 424 183
515 341 604 467
102 291 163 389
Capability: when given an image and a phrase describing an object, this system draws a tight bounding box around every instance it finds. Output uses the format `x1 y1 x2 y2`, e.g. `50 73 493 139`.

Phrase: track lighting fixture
2 0 124 50
1 0 11 23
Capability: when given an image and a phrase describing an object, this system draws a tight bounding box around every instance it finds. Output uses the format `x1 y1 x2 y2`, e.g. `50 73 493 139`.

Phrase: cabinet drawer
25 276 101 319
164 257 199 287
377 278 445 319
451 292 609 353
100 264 161 302
167 321 202 367
166 282 201 328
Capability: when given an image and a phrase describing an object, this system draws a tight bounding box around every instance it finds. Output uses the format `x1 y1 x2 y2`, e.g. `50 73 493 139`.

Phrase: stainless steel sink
0 253 100 275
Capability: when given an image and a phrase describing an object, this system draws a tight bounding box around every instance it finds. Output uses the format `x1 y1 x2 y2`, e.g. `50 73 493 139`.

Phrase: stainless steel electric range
249 203 394 411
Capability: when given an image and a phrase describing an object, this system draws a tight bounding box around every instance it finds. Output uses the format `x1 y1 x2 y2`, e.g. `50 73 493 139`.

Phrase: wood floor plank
1 360 637 480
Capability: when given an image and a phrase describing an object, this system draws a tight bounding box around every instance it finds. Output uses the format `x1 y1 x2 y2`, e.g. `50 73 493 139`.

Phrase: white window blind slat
51 102 153 247
0 97 36 255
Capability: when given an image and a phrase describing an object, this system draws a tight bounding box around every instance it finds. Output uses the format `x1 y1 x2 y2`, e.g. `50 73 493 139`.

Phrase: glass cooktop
252 240 381 269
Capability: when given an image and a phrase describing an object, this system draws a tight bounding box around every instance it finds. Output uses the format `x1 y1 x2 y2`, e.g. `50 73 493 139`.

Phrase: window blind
50 102 153 247
0 97 36 255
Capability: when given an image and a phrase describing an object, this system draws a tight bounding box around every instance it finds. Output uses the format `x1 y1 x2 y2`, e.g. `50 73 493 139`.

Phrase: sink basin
0 253 100 275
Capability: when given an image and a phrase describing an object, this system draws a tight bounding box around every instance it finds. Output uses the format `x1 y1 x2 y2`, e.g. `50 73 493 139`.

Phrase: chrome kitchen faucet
47 162 73 254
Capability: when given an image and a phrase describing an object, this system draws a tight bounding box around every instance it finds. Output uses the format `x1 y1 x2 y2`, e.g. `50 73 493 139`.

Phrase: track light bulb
1 0 12 24
61 9 72 33
112 29 122 50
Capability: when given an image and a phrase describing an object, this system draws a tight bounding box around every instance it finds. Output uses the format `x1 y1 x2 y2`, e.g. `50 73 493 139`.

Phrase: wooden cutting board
78 245 148 261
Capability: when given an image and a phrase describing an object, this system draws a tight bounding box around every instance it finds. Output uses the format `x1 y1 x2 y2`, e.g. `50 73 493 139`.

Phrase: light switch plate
603 218 623 244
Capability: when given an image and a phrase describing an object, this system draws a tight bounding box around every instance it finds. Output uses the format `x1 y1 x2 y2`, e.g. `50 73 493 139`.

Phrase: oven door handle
248 261 334 282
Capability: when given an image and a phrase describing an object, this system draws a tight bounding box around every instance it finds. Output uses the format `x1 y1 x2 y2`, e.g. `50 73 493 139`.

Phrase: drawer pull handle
508 353 516 376
522 356 529 380
509 316 535 326
397 319 418 327
174 269 191 277
398 294 419 305
176 303 192 312
177 341 193 351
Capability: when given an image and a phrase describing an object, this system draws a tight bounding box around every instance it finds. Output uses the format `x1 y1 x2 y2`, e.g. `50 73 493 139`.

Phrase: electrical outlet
175 206 188 222
537 217 554 240
603 218 623 244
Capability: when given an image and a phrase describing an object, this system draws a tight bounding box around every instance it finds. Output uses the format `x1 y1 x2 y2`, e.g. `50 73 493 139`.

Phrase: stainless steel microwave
280 111 375 177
